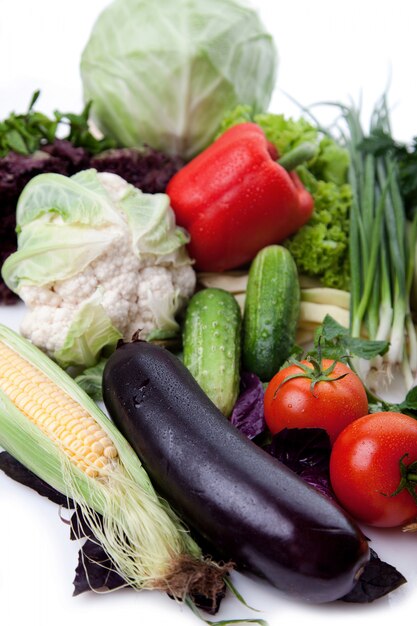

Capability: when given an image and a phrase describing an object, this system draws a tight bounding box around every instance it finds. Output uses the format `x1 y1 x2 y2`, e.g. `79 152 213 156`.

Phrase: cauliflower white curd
3 170 196 367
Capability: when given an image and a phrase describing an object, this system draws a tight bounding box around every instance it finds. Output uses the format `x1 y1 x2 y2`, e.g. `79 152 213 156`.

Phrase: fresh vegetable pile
1 0 417 623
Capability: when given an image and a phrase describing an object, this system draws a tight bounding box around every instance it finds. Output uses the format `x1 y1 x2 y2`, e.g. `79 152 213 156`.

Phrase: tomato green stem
385 454 417 507
274 357 349 399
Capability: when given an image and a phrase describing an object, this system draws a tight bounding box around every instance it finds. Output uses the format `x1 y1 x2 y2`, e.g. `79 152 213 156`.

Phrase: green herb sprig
0 90 115 158
360 130 417 217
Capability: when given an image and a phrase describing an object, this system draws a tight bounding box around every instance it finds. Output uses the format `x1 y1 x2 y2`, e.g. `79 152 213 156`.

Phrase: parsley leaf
0 91 115 158
308 315 389 362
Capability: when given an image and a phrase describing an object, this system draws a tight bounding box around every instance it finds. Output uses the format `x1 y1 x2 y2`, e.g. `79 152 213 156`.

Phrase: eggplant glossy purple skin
102 341 369 603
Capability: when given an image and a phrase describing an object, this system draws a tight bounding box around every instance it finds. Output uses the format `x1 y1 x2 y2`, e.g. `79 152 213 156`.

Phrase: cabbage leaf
80 0 277 159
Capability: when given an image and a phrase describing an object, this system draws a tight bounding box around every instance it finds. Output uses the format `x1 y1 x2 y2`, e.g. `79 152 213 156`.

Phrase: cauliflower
3 169 196 367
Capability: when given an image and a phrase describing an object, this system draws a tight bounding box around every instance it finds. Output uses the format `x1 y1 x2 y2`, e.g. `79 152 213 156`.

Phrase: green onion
340 95 417 392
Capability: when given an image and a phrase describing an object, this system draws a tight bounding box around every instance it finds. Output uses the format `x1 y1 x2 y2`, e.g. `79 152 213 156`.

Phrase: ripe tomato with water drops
263 358 369 444
330 412 417 527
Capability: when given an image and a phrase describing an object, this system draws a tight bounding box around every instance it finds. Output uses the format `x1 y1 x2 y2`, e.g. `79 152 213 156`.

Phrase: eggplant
102 340 370 603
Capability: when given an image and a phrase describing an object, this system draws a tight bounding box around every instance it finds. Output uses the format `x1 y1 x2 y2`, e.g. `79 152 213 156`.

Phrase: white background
1 1 416 625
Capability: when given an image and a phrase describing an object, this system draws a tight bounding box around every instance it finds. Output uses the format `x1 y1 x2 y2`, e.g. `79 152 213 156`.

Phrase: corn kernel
0 340 119 479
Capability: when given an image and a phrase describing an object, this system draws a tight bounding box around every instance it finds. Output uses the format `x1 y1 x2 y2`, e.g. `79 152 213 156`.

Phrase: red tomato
263 359 369 444
330 412 417 527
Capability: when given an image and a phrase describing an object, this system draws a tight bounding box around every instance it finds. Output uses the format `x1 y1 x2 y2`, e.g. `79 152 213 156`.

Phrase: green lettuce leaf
284 170 351 290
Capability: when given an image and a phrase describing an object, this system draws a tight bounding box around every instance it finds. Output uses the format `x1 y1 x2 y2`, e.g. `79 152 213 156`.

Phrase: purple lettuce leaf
73 537 127 596
230 371 266 439
341 548 407 602
0 451 73 507
229 374 333 498
264 427 334 499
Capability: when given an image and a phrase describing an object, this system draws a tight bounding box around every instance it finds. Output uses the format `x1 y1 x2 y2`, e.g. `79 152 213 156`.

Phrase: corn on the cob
0 340 117 478
0 324 228 601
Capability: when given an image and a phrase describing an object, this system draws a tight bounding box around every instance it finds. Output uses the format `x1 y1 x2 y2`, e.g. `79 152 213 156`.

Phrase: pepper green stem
277 142 318 171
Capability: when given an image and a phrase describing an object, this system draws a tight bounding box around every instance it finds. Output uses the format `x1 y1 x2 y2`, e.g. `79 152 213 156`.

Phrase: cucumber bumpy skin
183 288 241 417
242 245 300 382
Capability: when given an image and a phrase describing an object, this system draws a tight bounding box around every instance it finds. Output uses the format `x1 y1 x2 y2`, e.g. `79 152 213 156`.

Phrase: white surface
1 1 417 625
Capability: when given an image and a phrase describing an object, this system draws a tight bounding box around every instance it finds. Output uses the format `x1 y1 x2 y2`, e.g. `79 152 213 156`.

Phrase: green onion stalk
340 96 417 393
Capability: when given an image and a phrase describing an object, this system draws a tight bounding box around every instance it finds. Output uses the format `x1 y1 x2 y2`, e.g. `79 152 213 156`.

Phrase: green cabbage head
80 0 277 160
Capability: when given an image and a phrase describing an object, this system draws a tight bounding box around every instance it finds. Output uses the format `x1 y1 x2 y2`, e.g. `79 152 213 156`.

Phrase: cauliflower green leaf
2 169 191 291
2 221 119 291
54 292 122 369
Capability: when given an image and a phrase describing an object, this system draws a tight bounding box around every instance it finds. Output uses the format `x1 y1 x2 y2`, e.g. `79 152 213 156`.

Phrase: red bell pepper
166 122 314 272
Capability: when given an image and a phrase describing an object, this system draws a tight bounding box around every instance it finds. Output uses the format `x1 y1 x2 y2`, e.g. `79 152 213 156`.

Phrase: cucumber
242 245 300 381
182 288 241 416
